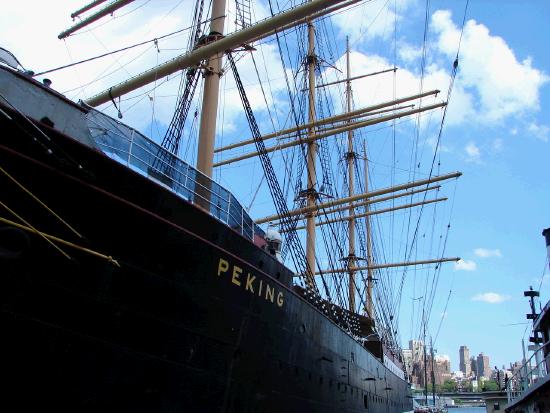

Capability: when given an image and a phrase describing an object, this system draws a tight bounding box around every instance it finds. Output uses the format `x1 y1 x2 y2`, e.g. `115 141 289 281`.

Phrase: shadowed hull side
0 108 411 412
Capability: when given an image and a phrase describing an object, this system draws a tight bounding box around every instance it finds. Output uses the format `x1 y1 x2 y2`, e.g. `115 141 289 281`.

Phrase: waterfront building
470 357 478 377
477 353 491 378
459 345 471 376
402 349 413 377
409 340 424 363
434 355 452 385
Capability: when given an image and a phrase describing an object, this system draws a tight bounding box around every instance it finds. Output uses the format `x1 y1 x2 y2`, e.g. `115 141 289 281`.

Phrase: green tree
482 380 499 391
441 380 457 392
426 383 442 393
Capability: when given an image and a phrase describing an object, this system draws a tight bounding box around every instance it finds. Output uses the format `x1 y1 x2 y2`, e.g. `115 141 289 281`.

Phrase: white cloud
527 122 550 142
474 248 502 258
472 292 510 304
426 136 452 153
321 51 452 129
454 259 477 271
431 10 548 123
398 42 423 63
465 142 481 162
332 0 415 42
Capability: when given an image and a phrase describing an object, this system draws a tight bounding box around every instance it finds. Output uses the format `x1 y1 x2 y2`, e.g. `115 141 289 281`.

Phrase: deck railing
505 340 549 404
85 108 264 242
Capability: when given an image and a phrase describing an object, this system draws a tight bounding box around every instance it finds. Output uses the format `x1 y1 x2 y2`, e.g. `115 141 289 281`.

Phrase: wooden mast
196 0 227 178
305 12 317 287
345 37 357 313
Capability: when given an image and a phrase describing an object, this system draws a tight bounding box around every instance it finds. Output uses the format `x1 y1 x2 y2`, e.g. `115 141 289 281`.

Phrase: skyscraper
477 353 490 378
459 345 471 376
470 357 478 377
409 340 424 363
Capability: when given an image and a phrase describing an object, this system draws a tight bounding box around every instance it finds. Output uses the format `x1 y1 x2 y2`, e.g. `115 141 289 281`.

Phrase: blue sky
388 0 550 370
2 0 549 372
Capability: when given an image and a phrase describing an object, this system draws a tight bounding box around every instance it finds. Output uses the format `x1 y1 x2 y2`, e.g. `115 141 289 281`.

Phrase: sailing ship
0 0 462 411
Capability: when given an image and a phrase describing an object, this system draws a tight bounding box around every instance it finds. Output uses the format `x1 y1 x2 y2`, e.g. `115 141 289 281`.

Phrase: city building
409 340 424 363
402 349 413 377
459 345 471 377
470 357 478 377
477 353 491 378
434 355 452 385
407 340 425 388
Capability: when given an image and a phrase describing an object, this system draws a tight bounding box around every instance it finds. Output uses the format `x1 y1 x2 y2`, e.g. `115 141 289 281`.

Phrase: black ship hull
0 90 411 412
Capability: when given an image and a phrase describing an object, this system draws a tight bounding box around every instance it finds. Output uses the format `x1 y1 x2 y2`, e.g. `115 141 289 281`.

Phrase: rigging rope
34 16 223 77
0 166 83 239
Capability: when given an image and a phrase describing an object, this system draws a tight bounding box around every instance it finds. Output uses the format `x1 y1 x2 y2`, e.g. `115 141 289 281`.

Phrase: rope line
0 216 120 267
0 202 71 260
0 166 83 239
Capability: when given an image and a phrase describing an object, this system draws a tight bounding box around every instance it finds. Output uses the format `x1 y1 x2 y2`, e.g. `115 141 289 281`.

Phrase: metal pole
85 0 359 106
288 197 447 230
431 337 436 407
256 171 461 224
521 339 528 391
364 141 373 318
305 16 317 286
346 37 356 313
214 90 439 153
424 325 428 406
196 0 227 178
213 102 447 167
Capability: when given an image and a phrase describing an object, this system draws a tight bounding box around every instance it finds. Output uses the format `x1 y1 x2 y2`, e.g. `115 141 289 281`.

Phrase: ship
504 229 550 413
0 0 462 411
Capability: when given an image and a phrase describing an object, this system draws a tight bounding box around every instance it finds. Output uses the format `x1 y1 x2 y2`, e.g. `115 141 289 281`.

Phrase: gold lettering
258 280 263 297
277 292 284 307
265 284 274 302
245 273 256 293
218 258 229 276
232 266 242 286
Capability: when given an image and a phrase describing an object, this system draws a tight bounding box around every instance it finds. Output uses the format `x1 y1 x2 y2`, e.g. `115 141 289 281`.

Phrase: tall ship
0 0 462 411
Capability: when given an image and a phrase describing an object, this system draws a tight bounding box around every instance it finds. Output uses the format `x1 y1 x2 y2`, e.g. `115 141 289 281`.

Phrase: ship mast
305 15 318 286
345 37 357 313
196 0 226 177
364 141 374 317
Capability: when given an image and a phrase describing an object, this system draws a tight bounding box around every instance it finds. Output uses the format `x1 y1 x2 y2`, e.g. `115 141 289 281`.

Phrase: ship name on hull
217 258 284 308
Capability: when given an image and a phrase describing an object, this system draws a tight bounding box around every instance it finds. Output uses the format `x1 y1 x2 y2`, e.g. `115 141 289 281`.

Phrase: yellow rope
0 215 120 267
0 165 83 239
0 200 72 260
